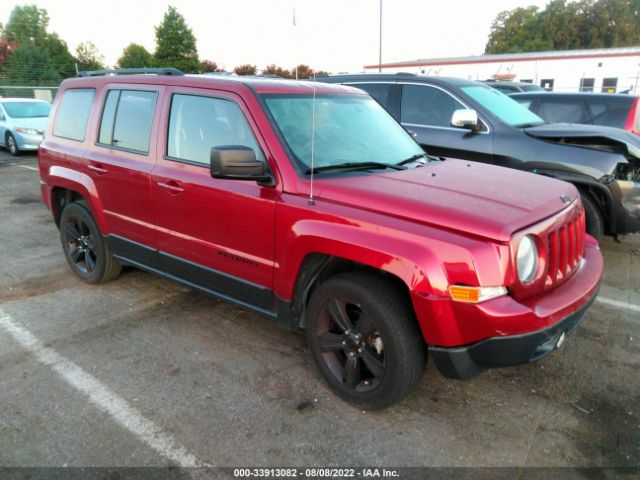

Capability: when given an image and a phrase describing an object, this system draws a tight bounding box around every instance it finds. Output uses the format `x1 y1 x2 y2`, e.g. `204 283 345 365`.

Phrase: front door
150 88 279 312
399 83 494 163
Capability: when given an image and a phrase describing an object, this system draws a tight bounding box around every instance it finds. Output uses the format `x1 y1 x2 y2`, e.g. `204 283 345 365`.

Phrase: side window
401 84 464 127
353 84 392 108
167 94 265 166
98 89 157 154
53 89 95 141
537 100 587 123
587 102 628 129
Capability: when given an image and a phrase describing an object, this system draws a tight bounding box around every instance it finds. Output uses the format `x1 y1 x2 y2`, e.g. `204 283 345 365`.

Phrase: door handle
157 180 184 194
87 162 108 174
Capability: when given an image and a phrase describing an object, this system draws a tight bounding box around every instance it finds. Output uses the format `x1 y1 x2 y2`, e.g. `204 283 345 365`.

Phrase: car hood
8 117 48 130
313 158 576 242
524 123 640 159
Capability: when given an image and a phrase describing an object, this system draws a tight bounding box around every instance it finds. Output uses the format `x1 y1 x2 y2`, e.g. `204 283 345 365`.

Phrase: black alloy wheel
306 271 427 409
59 202 122 283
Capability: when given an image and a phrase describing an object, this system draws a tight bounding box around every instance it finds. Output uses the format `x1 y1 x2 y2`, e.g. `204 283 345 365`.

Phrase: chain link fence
0 85 59 102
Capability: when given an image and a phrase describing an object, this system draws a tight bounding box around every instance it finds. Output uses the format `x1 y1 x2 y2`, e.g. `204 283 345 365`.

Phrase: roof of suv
510 91 637 103
317 74 483 88
60 74 360 96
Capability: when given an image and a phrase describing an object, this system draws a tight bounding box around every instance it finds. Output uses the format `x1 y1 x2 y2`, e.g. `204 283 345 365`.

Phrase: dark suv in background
318 74 640 240
511 91 640 136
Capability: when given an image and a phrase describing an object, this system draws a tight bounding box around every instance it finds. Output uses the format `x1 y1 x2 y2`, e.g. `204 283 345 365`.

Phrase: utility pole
378 0 383 72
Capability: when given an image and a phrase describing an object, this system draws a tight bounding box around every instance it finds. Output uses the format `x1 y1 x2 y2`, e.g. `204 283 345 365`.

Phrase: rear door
149 87 278 312
84 85 164 261
399 83 494 162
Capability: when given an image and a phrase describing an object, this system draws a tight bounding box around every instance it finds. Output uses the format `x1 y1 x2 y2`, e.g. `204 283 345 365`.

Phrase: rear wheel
59 202 122 283
6 133 19 156
305 271 427 409
581 193 604 240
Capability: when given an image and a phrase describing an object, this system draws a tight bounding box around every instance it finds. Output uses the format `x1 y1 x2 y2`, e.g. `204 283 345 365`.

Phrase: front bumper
14 131 44 151
411 237 603 379
429 291 597 379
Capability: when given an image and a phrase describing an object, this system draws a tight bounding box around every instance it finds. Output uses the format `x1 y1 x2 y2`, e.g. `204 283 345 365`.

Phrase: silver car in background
0 98 51 156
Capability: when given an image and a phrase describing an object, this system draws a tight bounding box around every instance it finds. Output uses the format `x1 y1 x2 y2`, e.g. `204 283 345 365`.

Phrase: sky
2 0 552 72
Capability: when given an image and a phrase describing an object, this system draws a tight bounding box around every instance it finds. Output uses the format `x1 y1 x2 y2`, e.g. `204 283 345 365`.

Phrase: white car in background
0 98 51 156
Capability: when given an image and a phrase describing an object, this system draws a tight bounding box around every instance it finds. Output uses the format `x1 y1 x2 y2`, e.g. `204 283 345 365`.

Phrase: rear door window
401 84 465 127
98 89 158 154
53 89 95 141
352 84 392 107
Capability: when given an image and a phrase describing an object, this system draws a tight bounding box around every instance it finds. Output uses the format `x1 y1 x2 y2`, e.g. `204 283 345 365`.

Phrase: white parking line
597 296 640 318
0 308 210 468
11 163 39 172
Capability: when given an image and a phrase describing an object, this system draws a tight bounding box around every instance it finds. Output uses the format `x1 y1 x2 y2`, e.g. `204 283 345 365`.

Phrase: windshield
262 94 424 171
461 86 544 127
2 101 51 119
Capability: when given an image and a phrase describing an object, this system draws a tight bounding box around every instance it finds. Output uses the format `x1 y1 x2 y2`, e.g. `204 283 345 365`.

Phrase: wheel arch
284 253 415 329
47 169 108 233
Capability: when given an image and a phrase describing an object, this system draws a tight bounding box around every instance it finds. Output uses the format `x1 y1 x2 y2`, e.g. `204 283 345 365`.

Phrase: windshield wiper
397 153 430 165
305 162 407 175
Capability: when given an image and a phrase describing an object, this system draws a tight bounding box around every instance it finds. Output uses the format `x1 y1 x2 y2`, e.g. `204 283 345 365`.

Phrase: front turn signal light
448 285 507 303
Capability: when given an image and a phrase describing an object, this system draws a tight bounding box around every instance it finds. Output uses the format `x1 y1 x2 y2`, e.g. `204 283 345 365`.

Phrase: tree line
0 4 328 86
486 0 640 54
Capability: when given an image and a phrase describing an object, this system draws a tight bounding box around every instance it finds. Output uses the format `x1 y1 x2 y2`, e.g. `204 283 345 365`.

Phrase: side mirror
210 146 273 184
451 109 481 132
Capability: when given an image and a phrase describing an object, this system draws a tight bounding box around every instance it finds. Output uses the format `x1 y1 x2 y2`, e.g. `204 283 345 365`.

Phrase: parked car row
36 69 604 408
318 74 640 240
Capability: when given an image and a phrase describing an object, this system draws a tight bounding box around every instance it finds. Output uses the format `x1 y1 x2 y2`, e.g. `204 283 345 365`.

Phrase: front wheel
59 202 122 283
305 271 427 409
6 133 19 156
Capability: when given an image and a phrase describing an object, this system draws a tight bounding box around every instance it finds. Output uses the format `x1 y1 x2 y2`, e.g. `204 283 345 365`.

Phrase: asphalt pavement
0 151 638 476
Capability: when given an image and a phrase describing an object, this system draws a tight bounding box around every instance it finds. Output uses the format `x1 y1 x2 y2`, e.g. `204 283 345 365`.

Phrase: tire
305 271 427 409
59 202 122 283
6 133 19 156
581 193 604 241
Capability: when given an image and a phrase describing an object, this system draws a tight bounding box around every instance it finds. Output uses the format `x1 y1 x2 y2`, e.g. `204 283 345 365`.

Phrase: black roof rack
77 68 184 77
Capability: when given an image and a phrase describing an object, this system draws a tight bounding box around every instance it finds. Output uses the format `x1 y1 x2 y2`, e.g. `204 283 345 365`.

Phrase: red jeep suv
38 69 603 408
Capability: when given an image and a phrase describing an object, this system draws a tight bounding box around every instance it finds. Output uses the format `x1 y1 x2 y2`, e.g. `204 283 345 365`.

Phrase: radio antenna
308 73 317 206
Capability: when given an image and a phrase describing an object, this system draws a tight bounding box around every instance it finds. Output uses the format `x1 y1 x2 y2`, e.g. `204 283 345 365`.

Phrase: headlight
15 127 40 135
517 235 538 283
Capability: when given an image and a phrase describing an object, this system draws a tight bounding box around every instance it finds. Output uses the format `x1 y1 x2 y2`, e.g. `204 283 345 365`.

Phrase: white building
364 46 640 94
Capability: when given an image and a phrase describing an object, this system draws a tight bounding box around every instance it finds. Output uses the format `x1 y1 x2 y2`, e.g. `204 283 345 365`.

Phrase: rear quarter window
53 89 95 141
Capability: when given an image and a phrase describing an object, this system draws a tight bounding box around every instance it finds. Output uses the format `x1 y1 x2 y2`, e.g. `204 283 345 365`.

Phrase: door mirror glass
210 146 272 183
451 109 481 131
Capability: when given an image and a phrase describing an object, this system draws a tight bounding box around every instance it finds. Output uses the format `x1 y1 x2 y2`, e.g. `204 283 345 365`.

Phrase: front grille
546 208 585 287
